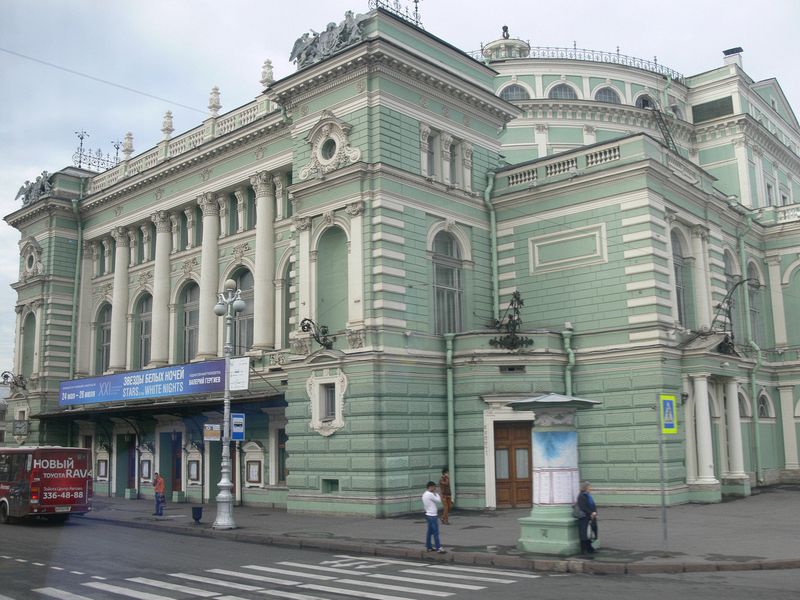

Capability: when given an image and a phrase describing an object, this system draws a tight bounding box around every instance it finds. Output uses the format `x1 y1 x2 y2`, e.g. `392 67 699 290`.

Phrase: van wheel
0 503 13 524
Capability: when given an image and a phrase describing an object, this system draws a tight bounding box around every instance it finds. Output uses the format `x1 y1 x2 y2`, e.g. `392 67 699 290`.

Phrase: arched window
738 393 752 418
548 84 578 100
636 94 655 109
432 231 464 334
747 263 764 345
316 227 349 334
500 84 530 101
95 304 112 375
671 232 687 326
180 283 200 362
134 294 152 370
595 87 621 104
232 269 254 354
757 395 772 418
723 252 738 336
21 312 36 378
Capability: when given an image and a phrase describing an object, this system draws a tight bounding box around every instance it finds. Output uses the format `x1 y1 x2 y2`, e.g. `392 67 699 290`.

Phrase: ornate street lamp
212 279 245 529
0 371 27 389
300 318 335 350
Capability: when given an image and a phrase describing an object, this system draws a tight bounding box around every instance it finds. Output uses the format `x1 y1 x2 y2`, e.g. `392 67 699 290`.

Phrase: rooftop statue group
290 11 369 69
15 171 52 206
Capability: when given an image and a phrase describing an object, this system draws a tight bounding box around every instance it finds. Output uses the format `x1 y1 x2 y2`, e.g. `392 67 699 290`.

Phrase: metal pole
213 282 238 529
658 427 668 551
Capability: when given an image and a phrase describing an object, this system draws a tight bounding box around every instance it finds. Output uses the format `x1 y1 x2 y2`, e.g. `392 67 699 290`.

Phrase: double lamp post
212 279 245 530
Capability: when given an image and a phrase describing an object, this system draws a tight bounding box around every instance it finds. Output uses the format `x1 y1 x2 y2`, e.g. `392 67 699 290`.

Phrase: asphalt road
0 519 797 600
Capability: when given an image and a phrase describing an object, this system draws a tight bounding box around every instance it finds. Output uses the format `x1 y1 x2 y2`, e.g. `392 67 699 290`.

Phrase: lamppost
212 279 245 529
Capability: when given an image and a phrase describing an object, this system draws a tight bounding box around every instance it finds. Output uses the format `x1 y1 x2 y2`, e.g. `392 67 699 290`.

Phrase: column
108 227 130 371
725 378 746 476
691 226 711 328
197 193 220 359
345 201 365 326
753 147 766 207
76 241 95 376
150 211 172 366
250 172 275 350
234 187 247 233
683 375 697 483
778 386 799 469
32 300 43 377
733 139 753 207
13 306 23 374
766 256 787 346
693 374 717 483
295 216 312 324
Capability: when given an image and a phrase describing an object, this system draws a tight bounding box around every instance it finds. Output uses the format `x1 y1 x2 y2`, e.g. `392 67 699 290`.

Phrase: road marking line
32 562 45 566
211 597 251 600
426 564 542 578
89 576 106 580
241 565 336 580
83 581 178 599
277 562 367 576
333 556 425 567
33 588 94 600
69 571 84 576
300 583 415 600
206 569 297 586
367 574 485 591
127 577 220 597
0 594 20 600
0 556 12 559
337 578 454 597
169 573 262 592
50 567 64 571
400 569 514 584
260 591 329 600
14 559 27 563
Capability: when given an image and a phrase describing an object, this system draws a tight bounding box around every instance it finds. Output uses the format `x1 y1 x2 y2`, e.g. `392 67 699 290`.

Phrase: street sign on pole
229 357 250 391
203 423 221 442
659 394 678 434
231 413 245 441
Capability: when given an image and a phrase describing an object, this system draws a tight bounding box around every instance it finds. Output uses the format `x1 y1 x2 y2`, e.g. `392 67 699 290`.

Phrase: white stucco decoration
299 111 361 181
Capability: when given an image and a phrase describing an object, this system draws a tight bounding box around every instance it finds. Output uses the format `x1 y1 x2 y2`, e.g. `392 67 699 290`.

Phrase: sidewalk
78 485 800 575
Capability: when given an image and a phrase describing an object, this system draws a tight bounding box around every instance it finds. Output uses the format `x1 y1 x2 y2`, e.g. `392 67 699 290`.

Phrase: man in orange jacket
153 472 166 516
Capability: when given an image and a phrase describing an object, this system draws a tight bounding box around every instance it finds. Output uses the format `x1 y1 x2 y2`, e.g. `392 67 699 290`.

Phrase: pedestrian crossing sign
659 393 678 434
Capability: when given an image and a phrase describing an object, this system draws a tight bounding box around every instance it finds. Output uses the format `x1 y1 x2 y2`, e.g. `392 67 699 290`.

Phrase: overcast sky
1 0 798 374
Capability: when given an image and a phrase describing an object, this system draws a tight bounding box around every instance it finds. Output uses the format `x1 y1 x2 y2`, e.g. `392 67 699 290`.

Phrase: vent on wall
499 365 526 374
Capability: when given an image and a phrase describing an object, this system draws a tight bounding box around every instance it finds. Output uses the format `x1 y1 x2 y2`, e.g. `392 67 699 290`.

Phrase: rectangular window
322 383 336 421
766 183 774 206
140 459 151 480
184 309 199 361
246 460 262 484
97 459 108 479
321 478 339 493
692 96 734 123
188 460 200 482
426 138 436 178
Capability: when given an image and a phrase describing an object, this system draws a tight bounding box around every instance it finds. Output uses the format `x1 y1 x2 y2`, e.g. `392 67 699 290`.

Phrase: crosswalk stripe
277 562 367 576
334 556 427 567
213 597 252 600
0 594 20 600
337 578 453 597
127 577 220 597
83 581 177 599
367 574 484 591
241 565 336 580
33 588 94 600
426 564 542 578
169 573 262 592
206 568 298 586
300 583 416 600
261 591 329 600
33 562 46 566
400 569 514 584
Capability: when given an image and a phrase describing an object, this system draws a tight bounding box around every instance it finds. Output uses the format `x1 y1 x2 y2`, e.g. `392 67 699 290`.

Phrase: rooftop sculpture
290 11 369 69
15 171 52 206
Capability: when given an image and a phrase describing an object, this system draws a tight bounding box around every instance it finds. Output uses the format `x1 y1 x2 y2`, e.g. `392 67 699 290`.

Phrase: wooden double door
494 422 532 508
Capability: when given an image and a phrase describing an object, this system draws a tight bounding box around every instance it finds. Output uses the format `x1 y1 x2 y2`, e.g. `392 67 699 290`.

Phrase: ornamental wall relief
298 111 361 181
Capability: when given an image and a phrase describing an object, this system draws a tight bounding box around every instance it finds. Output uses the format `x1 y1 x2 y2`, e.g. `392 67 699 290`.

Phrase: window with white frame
180 282 200 362
671 231 688 327
747 263 765 346
420 124 440 180
757 395 773 418
549 84 578 100
135 294 152 369
500 84 530 101
95 304 112 374
432 231 464 334
636 94 655 109
306 369 347 436
766 183 774 206
595 87 621 104
242 441 265 487
232 269 254 354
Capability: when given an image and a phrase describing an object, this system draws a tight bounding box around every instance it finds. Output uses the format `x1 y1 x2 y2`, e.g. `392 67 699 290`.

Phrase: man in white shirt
422 481 446 553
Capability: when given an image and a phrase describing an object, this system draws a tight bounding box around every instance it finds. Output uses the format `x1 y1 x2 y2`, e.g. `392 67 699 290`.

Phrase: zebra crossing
28 555 556 600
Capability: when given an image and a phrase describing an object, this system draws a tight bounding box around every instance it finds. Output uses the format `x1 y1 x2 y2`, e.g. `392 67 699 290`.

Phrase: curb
81 515 800 575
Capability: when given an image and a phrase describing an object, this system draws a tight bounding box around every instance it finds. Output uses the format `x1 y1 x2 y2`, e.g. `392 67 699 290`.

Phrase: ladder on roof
650 106 680 155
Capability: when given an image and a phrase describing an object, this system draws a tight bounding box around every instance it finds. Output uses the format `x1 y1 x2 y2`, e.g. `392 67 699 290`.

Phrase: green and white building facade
4 6 800 514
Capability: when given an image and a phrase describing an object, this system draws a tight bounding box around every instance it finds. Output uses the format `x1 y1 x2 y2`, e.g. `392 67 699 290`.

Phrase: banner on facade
58 360 226 406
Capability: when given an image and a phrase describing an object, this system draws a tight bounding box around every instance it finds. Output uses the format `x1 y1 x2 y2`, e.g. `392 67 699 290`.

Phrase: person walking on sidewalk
439 467 452 524
422 481 446 553
576 480 598 554
153 472 166 516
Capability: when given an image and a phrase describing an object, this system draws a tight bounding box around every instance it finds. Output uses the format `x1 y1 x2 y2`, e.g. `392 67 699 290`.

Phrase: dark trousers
425 515 441 550
154 493 165 516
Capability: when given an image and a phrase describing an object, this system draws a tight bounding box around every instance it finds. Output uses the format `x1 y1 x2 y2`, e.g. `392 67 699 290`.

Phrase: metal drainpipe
483 173 499 322
733 207 764 484
561 323 575 396
444 333 456 502
69 179 86 379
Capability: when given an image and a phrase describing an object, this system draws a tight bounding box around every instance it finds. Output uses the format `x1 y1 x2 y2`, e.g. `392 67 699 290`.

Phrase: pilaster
251 171 275 350
109 227 130 371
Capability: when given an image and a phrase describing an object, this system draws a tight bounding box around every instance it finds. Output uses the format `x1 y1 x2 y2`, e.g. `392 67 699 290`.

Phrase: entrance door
494 422 532 508
171 433 182 493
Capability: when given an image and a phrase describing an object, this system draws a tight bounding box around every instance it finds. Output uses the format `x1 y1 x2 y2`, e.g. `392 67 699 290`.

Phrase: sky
1 0 798 374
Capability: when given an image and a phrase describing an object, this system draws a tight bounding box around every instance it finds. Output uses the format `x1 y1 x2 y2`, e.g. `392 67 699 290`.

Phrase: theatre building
3 5 799 515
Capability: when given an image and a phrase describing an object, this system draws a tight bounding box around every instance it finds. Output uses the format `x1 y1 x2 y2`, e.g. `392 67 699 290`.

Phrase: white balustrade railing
585 146 620 167
777 205 800 223
545 157 578 177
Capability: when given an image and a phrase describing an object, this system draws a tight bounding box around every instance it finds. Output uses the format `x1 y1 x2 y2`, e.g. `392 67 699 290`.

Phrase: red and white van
0 447 93 523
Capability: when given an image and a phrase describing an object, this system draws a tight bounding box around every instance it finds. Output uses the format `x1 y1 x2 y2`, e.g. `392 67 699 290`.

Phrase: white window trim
242 440 266 488
306 368 348 436
481 400 535 509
